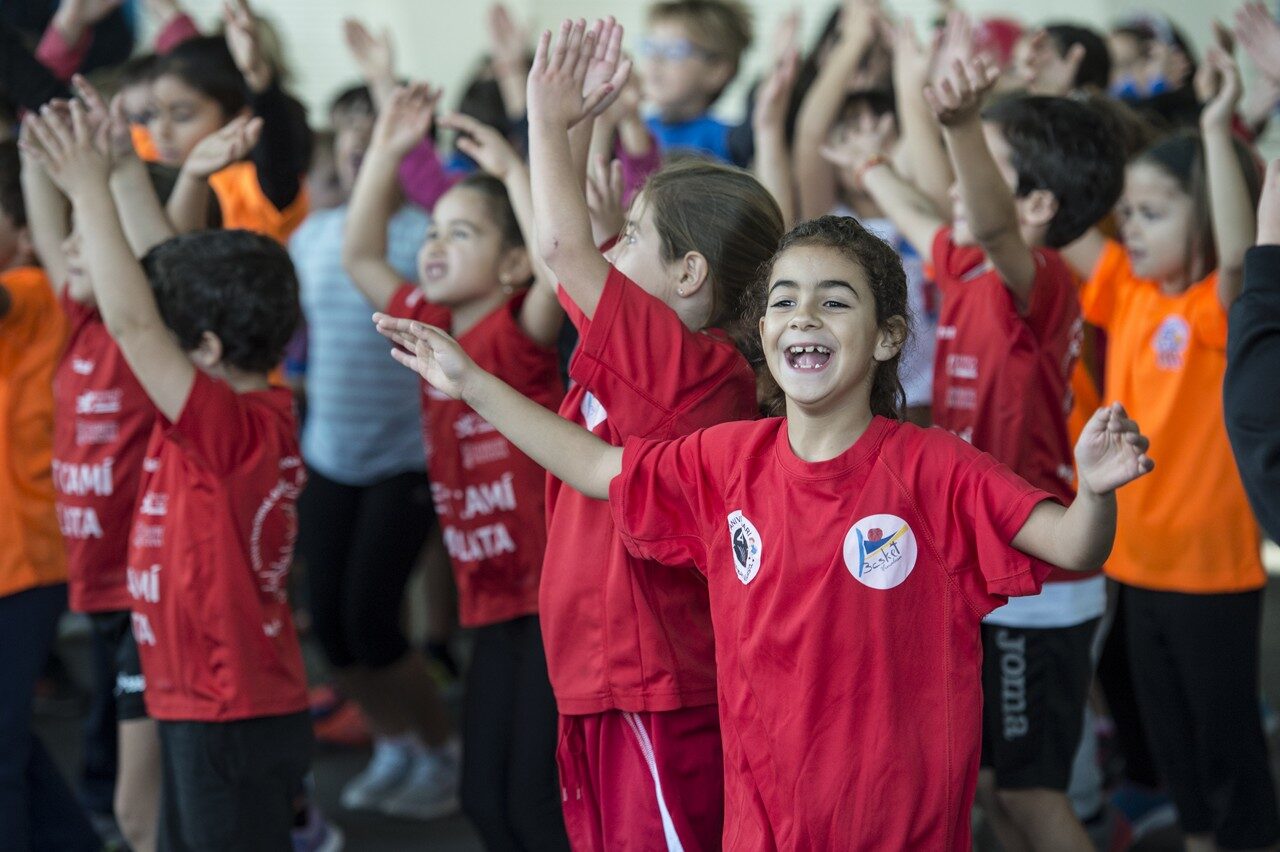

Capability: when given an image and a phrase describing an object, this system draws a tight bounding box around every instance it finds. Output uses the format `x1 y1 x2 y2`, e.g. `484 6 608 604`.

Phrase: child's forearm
167 170 214 233
1203 124 1256 306
897 81 954 213
754 122 795 227
464 367 621 499
19 150 71 289
861 162 944 262
341 149 402 310
503 163 563 345
109 156 176 256
793 35 867 219
1013 486 1116 573
73 181 165 339
529 116 609 313
942 119 1036 300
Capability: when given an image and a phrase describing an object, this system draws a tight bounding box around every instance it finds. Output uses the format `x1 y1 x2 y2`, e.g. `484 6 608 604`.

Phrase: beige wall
162 0 1275 154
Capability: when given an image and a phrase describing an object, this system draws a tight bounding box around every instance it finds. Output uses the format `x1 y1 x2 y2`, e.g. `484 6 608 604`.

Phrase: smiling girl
375 213 1154 850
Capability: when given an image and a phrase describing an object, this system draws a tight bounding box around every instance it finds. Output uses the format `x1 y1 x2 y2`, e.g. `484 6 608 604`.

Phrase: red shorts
558 706 724 851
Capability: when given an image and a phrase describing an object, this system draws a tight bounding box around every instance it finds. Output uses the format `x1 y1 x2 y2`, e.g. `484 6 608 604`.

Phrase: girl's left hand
1074 403 1155 495
1198 45 1243 129
181 114 264 178
585 153 624 244
527 19 629 130
373 314 476 400
21 100 112 200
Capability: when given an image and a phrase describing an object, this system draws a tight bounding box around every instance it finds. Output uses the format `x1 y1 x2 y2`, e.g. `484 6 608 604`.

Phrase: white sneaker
340 738 414 811
379 740 461 821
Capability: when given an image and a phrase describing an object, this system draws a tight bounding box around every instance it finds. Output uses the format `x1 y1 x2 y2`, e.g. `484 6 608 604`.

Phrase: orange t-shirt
0 267 68 598
208 161 309 245
1081 240 1263 593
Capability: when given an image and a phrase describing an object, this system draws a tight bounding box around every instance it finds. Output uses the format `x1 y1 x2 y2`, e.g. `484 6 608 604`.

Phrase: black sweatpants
1123 584 1280 849
157 711 312 852
461 615 569 851
297 467 433 669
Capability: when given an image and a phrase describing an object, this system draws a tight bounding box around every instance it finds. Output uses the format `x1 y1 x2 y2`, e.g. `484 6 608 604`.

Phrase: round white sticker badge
727 510 762 585
842 514 917 590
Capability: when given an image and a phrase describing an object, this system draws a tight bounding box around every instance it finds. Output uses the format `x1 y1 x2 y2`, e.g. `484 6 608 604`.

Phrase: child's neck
1156 268 1194 295
449 290 509 337
784 399 875 463
210 364 271 394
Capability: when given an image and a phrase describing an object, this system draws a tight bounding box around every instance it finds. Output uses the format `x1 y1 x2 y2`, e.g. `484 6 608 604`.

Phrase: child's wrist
854 154 891 188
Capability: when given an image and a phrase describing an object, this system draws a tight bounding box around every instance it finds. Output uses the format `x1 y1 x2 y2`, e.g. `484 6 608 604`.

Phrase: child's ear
191 330 224 369
499 247 533 292
702 59 735 101
676 250 710 299
874 315 908 362
1020 189 1060 233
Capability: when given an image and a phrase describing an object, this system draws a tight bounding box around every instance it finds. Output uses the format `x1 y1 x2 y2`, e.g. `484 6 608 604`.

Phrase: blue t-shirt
290 204 429 485
646 113 733 163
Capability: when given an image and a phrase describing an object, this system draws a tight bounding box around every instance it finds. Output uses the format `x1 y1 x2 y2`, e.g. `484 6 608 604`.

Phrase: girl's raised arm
1012 404 1153 572
374 314 622 498
527 18 630 319
1199 47 1256 307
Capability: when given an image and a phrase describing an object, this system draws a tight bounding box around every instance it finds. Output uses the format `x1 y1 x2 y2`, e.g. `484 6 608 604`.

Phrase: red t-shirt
128 372 308 722
52 295 154 613
388 285 563 627
612 417 1054 850
543 268 757 714
931 227 1085 584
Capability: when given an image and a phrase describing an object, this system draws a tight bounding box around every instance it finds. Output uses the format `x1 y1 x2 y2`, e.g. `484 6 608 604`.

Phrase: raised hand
487 3 530 75
527 19 629 130
932 11 975 79
223 0 271 92
181 114 264 177
21 100 112 200
438 112 521 180
343 18 395 87
753 47 799 132
1259 158 1280 246
1235 1 1280 82
581 17 632 120
69 75 135 164
1197 45 1242 130
373 315 475 399
53 0 124 43
924 56 999 127
370 83 441 160
1075 403 1154 495
890 17 934 94
769 6 801 64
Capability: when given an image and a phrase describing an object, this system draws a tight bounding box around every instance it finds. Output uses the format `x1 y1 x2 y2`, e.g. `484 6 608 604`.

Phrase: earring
677 288 685 296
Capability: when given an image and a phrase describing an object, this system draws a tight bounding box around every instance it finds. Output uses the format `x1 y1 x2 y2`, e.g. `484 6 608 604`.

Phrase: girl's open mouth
785 345 832 371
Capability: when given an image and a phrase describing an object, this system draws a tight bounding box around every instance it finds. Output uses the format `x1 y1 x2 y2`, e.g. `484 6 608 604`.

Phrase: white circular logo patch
727 510 762 585
842 514 917 590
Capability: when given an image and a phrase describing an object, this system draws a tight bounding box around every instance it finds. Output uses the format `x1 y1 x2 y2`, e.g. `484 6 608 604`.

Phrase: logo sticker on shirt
843 514 917 590
1152 315 1190 370
727 510 762 585
581 392 608 431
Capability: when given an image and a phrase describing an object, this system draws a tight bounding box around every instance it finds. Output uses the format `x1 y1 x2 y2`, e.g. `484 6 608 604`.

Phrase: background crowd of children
1 0 1279 850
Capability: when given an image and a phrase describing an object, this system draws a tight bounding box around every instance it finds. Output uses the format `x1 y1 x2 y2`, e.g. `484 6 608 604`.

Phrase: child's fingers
580 84 616 118
604 18 623 66
549 20 572 71
69 98 91 143
40 106 75 151
608 58 633 95
532 28 551 73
